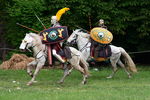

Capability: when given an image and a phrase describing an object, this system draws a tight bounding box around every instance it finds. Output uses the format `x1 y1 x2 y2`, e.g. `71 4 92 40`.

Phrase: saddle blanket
94 45 112 58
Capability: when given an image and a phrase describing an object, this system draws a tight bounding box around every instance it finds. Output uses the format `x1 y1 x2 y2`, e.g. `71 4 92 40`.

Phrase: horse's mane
28 32 43 46
74 29 90 38
74 29 87 34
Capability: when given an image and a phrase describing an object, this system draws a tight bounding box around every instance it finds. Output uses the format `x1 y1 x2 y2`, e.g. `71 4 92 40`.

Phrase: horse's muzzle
19 49 26 52
66 41 76 46
65 42 71 46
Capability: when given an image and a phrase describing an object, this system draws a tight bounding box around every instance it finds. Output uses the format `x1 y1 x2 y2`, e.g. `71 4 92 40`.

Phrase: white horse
19 32 89 85
67 29 137 78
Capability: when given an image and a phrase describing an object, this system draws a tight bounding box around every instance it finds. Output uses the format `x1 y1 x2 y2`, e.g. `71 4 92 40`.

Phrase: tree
2 0 150 53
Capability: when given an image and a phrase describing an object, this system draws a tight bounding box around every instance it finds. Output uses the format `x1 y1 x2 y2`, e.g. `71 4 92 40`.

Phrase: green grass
0 66 150 100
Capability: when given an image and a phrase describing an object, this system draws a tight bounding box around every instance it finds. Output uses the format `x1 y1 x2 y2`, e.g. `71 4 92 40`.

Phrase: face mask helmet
99 19 104 25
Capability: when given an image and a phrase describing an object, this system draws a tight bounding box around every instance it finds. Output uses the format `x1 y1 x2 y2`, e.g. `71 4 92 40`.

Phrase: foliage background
0 0 150 61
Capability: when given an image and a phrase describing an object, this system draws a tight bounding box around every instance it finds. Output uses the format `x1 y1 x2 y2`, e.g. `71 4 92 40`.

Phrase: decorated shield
40 26 68 44
90 27 113 44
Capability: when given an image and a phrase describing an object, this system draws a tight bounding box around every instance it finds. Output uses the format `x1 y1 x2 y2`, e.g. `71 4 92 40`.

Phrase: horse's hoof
84 81 87 84
26 82 32 86
30 74 33 77
33 81 37 83
27 72 33 77
106 76 112 79
57 81 63 84
81 81 87 85
128 75 132 79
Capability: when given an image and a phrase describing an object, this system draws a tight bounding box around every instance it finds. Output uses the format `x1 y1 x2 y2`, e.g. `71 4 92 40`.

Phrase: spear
16 23 39 33
75 25 90 33
34 13 47 29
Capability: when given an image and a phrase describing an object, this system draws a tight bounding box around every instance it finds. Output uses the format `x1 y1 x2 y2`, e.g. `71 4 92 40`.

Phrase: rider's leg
52 49 65 63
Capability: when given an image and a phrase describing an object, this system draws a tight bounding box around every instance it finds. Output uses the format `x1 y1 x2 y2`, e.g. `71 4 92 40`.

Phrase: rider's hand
88 56 95 65
88 56 94 61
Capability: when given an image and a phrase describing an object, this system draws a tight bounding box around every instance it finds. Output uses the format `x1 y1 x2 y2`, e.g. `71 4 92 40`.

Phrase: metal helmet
99 19 104 25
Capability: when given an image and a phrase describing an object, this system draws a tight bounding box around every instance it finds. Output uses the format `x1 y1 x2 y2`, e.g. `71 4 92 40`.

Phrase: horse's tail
119 47 137 73
80 56 90 76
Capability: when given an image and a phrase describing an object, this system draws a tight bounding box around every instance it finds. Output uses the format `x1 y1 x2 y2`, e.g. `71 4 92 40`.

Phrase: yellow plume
56 7 70 21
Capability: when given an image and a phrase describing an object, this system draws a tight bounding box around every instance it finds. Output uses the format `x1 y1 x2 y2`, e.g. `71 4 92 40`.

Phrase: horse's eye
24 40 27 43
73 35 77 38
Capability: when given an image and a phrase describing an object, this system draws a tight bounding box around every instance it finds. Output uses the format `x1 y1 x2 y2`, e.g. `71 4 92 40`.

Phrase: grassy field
0 66 150 100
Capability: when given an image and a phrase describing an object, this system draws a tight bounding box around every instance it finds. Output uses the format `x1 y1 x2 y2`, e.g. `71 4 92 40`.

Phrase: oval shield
90 27 113 44
40 26 68 44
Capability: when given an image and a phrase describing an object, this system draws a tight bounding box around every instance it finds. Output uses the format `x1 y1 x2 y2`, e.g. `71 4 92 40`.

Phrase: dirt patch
0 54 34 69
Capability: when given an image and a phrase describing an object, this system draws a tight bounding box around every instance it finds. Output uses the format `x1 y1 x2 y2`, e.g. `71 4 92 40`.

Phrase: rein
32 44 47 59
73 33 90 52
79 41 90 52
34 49 42 59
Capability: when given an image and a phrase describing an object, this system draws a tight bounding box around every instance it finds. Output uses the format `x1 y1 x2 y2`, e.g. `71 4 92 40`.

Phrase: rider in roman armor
51 7 70 63
90 19 112 61
98 19 107 29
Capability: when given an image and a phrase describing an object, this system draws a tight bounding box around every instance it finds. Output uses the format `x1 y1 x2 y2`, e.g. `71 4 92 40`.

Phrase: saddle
58 46 72 59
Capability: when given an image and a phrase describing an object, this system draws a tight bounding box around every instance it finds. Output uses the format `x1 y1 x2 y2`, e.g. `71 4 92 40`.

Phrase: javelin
16 23 39 33
34 13 47 29
75 25 90 33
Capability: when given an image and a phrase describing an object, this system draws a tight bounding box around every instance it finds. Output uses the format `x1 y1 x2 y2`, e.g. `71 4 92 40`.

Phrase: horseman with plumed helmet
50 7 70 63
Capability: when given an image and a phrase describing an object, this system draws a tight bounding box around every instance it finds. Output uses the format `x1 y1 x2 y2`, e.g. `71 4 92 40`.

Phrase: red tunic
51 43 62 53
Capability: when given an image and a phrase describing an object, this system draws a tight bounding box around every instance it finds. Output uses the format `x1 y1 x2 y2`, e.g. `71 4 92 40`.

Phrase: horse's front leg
27 60 37 77
27 58 45 86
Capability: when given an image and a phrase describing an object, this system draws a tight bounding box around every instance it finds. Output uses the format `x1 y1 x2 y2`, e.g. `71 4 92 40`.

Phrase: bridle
24 43 32 52
69 34 78 45
70 33 90 52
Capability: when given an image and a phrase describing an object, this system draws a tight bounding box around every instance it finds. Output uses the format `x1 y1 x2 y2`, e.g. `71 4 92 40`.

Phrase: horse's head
19 33 34 51
67 29 90 45
67 29 80 45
